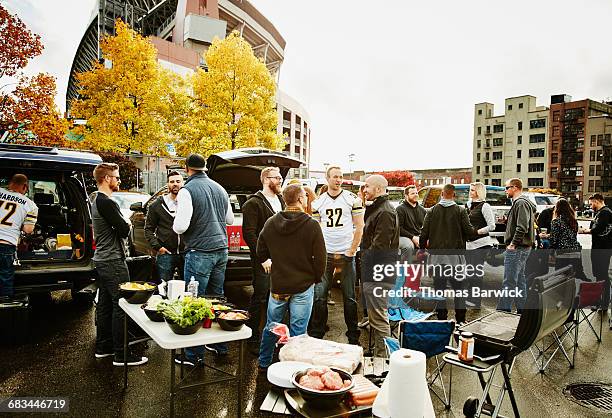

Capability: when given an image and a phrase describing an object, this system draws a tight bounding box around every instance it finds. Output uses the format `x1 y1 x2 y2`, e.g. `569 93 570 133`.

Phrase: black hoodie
242 191 285 258
256 210 326 294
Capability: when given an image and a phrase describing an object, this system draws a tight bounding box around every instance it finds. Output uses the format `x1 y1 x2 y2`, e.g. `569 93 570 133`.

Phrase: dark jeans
310 254 359 343
433 270 466 323
555 255 587 281
591 249 612 307
184 248 228 360
247 259 270 342
464 247 491 306
0 244 16 298
156 253 184 282
95 259 130 355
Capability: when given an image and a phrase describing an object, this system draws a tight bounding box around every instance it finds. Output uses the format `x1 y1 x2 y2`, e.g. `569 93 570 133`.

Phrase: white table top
119 298 252 350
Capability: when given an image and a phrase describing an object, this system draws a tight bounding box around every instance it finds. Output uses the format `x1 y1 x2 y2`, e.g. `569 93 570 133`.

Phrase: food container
217 309 250 331
119 281 156 304
165 317 203 335
292 367 354 410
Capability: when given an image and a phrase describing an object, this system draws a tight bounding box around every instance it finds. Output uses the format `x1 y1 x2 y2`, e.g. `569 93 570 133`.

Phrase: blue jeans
0 244 16 298
183 248 228 360
156 253 183 282
310 254 359 343
259 285 314 368
497 247 531 312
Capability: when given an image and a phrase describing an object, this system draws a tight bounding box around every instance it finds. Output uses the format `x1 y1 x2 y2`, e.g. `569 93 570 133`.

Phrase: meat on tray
349 375 380 406
299 368 350 391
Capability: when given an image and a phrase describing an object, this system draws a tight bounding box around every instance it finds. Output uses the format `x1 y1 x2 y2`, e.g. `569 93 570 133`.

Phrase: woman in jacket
465 182 496 308
540 198 587 280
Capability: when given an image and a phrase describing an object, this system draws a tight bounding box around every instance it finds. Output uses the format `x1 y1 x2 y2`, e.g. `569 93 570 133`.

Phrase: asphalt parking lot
1 256 612 418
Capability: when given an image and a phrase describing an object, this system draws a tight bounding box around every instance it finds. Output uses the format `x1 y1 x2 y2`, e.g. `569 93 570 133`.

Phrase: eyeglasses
505 185 515 190
107 175 121 181
267 176 283 181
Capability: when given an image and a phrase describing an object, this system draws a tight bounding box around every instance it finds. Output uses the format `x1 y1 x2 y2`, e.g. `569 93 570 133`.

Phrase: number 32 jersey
0 187 38 246
312 190 364 254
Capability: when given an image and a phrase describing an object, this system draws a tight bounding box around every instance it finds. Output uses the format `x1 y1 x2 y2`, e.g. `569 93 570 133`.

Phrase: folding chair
384 320 455 409
569 280 605 365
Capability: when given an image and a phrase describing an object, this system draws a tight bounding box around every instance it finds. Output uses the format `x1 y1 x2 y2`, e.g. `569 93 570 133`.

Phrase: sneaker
358 318 369 328
465 300 476 308
174 354 200 367
95 349 114 359
327 299 336 306
113 353 148 366
205 344 229 356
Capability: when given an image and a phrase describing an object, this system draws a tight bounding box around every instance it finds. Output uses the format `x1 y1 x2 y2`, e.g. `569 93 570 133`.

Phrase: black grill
564 383 612 412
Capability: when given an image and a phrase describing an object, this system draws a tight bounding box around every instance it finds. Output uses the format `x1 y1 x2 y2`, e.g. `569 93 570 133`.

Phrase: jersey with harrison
0 187 38 246
312 190 364 253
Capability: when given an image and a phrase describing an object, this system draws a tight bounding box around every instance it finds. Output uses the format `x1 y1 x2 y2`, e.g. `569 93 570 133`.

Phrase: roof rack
0 144 59 154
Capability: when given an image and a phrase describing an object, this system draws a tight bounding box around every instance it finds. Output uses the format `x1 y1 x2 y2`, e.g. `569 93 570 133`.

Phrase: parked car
418 184 512 242
89 191 151 223
521 192 560 214
0 144 102 302
128 148 302 286
386 186 405 208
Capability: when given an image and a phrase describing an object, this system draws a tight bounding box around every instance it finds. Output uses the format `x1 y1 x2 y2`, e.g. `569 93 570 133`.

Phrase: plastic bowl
119 281 156 304
217 310 249 331
212 303 236 320
292 368 354 409
141 304 164 322
165 317 203 335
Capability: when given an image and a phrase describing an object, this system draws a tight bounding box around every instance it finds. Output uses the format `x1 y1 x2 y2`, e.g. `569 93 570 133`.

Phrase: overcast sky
6 0 612 172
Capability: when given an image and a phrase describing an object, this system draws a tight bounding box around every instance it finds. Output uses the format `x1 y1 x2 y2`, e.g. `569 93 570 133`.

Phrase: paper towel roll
167 280 185 300
388 348 427 418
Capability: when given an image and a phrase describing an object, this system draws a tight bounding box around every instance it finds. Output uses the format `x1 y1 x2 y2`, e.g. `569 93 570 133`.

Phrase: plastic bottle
235 231 241 250
229 232 236 251
187 276 198 298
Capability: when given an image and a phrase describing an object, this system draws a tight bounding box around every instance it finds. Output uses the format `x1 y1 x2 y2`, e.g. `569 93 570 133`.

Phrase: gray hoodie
504 194 537 247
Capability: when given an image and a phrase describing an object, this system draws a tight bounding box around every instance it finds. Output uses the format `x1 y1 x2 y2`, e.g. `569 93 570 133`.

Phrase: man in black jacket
242 167 285 350
92 163 147 366
256 184 326 369
420 184 475 324
581 193 612 306
396 185 426 262
145 171 184 282
361 174 399 357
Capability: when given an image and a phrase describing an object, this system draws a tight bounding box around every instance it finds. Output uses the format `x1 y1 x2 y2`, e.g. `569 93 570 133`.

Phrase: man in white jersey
310 166 364 344
0 174 37 299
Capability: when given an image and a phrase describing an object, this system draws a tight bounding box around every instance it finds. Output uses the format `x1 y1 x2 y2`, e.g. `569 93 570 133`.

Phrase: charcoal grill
444 265 576 417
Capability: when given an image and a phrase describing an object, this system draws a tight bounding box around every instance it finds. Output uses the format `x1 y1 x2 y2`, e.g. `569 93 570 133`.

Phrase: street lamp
348 153 355 178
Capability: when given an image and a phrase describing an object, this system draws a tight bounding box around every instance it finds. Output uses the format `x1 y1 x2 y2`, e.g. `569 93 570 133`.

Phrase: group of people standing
91 155 612 368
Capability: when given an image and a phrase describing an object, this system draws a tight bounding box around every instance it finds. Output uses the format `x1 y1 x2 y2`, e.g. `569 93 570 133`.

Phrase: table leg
238 340 244 418
180 348 184 379
170 349 176 418
123 313 128 389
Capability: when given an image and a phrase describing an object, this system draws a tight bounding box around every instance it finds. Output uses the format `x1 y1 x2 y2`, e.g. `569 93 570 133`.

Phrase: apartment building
548 95 612 202
472 95 549 188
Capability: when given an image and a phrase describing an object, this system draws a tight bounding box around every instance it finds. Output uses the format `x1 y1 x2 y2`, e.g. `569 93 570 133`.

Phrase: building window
493 138 503 146
477 140 481 148
485 166 490 174
493 124 504 133
529 134 545 143
590 150 602 161
591 135 597 147
528 178 544 187
478 109 483 115
552 140 559 150
519 103 523 109
551 167 558 178
294 145 300 154
564 108 585 120
485 152 490 161
596 180 602 191
492 179 502 186
551 153 558 164
508 104 513 111
477 153 481 161
518 121 523 131
477 127 482 135
530 119 546 129
283 143 290 152
528 163 545 172
492 151 503 160
476 166 481 174
597 134 604 146
517 164 521 172
577 138 584 149
518 135 522 144
553 110 560 122
485 139 490 147
485 179 489 185
517 150 522 158
486 125 491 134
589 165 596 176
597 165 602 176
492 165 502 173
283 110 291 121
529 148 545 158
553 125 560 136
605 133 611 145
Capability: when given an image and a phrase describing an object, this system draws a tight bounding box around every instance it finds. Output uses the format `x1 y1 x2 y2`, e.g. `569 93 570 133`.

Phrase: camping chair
569 280 606 365
384 320 455 409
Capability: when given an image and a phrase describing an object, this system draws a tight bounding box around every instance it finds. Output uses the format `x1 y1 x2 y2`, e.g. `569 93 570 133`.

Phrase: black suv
128 148 303 286
0 144 102 301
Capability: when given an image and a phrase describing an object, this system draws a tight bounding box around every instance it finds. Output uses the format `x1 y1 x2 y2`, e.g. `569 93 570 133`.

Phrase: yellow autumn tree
71 19 186 155
186 31 280 156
